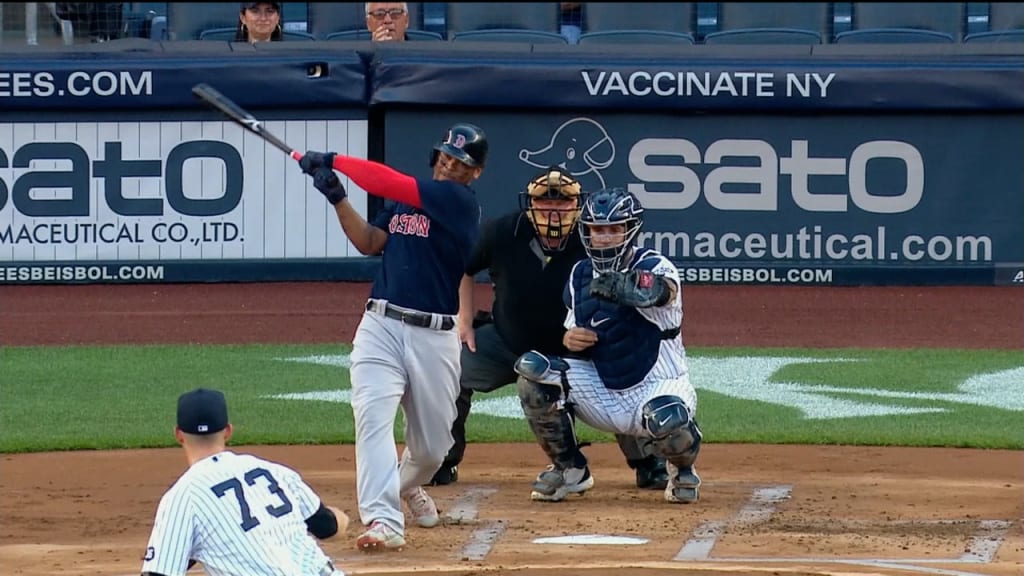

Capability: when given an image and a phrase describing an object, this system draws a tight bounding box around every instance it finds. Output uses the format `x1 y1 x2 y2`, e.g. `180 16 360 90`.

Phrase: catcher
514 187 703 504
430 167 669 492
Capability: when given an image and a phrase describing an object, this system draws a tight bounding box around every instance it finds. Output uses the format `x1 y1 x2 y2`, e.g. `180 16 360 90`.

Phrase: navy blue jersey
370 178 480 315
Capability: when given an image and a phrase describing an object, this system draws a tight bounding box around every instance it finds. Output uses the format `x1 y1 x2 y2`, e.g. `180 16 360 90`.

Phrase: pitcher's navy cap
177 388 228 435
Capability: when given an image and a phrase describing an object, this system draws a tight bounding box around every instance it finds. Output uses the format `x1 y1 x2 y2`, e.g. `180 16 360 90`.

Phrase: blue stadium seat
847 2 966 42
703 28 821 45
451 29 568 44
965 3 1024 42
446 3 561 39
964 29 1024 43
326 29 443 41
166 3 241 40
308 3 423 40
711 3 830 44
578 30 694 45
583 3 696 36
834 28 955 44
198 27 315 42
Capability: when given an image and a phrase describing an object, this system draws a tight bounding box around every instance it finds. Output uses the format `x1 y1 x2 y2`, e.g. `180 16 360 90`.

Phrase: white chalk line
674 484 1013 576
443 486 504 561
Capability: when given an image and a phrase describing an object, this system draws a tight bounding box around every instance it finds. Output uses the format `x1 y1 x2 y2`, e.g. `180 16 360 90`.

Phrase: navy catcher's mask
579 187 644 273
430 123 488 168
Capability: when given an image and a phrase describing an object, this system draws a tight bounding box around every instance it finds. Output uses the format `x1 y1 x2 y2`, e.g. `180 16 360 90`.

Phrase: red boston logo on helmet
453 133 466 149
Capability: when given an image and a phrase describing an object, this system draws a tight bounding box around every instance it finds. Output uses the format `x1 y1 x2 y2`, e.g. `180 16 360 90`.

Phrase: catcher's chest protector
572 256 664 390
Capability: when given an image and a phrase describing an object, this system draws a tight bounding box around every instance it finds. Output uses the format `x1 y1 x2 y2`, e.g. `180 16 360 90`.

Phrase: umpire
428 167 669 490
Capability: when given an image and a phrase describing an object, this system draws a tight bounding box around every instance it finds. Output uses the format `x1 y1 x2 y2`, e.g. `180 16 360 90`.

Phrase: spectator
235 2 282 43
560 2 582 44
365 2 409 42
56 2 123 43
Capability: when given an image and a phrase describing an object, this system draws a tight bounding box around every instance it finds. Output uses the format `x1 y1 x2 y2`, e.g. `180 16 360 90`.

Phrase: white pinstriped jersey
560 248 696 436
141 451 336 576
564 248 689 383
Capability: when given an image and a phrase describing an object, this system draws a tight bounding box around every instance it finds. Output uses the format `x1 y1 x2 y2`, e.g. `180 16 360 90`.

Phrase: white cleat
530 465 594 502
402 486 441 528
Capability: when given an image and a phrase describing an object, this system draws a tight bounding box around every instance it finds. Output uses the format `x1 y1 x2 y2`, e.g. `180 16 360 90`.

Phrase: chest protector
570 253 672 390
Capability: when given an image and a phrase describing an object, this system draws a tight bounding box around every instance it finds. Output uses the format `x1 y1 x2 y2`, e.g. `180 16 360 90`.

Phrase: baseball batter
514 188 703 504
141 388 347 576
298 123 486 551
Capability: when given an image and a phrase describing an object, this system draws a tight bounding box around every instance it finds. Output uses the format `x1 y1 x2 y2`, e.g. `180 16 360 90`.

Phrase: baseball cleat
635 456 670 491
426 464 458 486
664 463 701 504
356 521 406 551
402 486 441 528
530 465 594 502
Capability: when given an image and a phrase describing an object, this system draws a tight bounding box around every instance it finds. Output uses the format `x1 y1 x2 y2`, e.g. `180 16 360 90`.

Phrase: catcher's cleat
402 487 441 528
425 464 458 486
356 521 406 551
635 456 670 491
530 465 594 502
665 463 701 504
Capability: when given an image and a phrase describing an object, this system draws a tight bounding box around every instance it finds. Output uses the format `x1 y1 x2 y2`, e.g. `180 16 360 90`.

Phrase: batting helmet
519 167 583 252
430 123 488 168
578 187 644 273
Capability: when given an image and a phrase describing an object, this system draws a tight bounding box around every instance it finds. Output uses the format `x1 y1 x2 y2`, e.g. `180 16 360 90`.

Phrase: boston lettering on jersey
370 178 479 315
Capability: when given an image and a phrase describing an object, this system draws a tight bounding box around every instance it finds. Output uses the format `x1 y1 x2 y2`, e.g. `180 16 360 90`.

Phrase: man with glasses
365 2 409 42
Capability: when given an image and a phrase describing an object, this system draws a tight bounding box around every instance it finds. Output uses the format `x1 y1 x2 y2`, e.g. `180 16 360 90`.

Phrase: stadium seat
166 2 241 41
198 27 315 41
451 29 568 44
577 30 694 45
834 28 955 44
704 28 822 45
964 3 1024 42
708 3 830 44
326 29 443 41
583 3 696 36
846 2 966 42
308 3 424 40
964 29 1024 42
446 3 561 39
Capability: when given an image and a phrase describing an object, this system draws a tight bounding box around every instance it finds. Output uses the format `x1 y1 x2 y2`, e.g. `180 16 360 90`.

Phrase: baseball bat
191 83 302 161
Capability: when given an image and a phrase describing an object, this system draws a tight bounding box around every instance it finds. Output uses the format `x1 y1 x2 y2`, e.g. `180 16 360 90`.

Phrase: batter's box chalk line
674 483 1013 576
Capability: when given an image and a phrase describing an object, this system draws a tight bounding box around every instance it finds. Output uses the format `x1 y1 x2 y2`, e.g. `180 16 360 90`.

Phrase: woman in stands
235 2 282 43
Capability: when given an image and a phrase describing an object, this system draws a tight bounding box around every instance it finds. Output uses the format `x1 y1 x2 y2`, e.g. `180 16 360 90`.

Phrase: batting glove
312 165 347 205
300 150 333 175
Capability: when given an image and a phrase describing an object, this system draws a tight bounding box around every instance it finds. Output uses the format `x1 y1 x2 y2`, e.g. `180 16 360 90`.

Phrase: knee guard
515 351 586 470
642 395 702 469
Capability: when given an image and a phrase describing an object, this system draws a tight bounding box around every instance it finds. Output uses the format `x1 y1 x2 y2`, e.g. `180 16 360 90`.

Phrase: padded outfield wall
0 41 1022 286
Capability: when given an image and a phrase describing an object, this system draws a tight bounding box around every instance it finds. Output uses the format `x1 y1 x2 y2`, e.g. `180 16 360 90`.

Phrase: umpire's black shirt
467 211 587 356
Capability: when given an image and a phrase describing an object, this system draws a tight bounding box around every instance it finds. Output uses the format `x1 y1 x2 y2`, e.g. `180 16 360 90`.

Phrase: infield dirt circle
1 283 1021 576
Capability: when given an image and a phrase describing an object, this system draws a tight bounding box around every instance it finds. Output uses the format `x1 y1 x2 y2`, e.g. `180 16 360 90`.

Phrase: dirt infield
1 283 1022 576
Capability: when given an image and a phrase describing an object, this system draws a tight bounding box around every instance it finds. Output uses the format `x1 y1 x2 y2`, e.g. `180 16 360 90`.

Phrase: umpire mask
520 168 582 252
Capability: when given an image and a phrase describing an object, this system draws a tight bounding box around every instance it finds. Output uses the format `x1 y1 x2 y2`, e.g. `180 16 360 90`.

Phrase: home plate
533 535 650 545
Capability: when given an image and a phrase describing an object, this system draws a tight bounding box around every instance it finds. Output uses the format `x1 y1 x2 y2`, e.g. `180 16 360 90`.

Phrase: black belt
366 300 455 331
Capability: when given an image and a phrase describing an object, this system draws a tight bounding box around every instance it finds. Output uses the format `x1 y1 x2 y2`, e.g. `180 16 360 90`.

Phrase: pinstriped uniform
141 451 342 576
562 249 696 436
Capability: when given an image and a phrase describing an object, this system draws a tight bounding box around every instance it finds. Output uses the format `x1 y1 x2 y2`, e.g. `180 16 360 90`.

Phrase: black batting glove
312 165 347 205
300 151 334 175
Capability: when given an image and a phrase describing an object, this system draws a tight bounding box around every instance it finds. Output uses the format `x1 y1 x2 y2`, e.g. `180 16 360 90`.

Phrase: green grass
1 344 1022 453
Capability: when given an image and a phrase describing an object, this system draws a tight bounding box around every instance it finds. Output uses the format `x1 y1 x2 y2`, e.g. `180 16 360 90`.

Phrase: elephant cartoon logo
518 118 615 190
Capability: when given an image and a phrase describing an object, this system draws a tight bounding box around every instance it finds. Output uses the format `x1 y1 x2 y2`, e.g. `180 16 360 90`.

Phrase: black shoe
635 457 669 490
425 464 458 486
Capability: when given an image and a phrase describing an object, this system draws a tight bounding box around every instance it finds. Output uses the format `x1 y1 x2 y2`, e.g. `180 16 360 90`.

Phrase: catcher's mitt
590 270 670 308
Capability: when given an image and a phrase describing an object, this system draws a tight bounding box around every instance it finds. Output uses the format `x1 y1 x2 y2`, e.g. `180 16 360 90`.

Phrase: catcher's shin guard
515 351 587 470
641 395 702 470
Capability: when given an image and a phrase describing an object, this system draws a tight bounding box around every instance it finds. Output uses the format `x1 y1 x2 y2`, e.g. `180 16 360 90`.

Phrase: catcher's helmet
430 122 488 168
519 167 583 252
578 187 644 273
